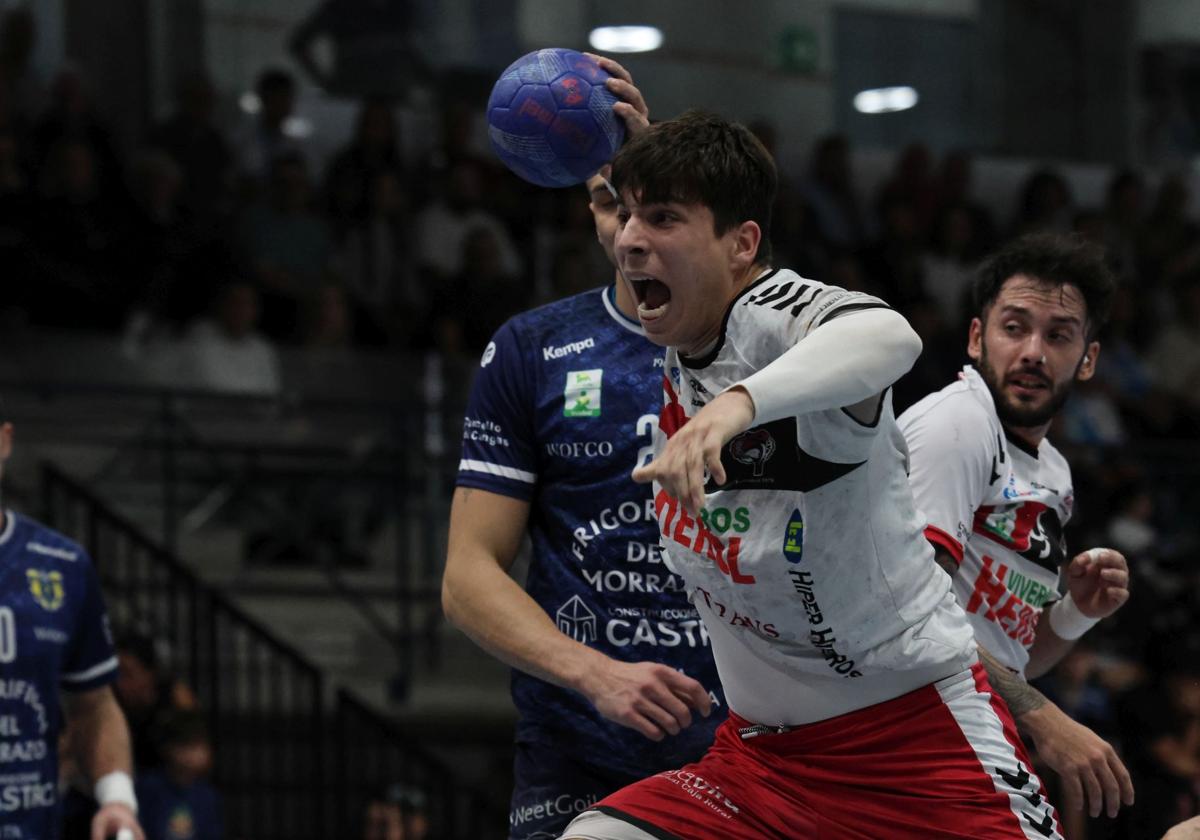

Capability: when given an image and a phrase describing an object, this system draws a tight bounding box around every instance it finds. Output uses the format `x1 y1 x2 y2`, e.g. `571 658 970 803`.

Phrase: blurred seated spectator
302 282 354 349
1103 169 1145 282
147 72 235 222
1117 634 1200 839
875 142 937 241
1139 173 1198 301
334 169 418 345
324 97 407 224
921 203 983 329
236 151 335 341
858 196 924 305
1106 481 1158 558
1010 167 1072 238
1147 274 1200 416
30 66 122 200
435 225 527 353
175 281 283 395
361 783 429 840
797 133 868 251
1059 375 1127 446
30 136 131 329
414 159 521 281
136 710 223 840
114 628 198 772
931 150 996 254
230 67 307 188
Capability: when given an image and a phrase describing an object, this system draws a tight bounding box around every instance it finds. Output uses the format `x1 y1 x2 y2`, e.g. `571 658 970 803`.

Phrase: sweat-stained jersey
455 285 725 782
898 365 1074 674
653 269 977 727
0 510 118 839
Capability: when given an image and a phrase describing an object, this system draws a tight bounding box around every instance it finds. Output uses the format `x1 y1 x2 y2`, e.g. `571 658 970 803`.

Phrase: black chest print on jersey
703 419 865 493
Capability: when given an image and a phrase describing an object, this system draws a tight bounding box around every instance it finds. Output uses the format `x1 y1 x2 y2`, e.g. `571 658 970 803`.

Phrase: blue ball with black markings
486 48 625 189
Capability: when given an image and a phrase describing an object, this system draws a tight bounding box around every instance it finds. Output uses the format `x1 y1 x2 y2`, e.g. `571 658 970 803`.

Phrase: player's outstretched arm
442 487 711 740
1026 547 1129 679
65 685 145 840
1165 816 1200 840
977 646 1133 819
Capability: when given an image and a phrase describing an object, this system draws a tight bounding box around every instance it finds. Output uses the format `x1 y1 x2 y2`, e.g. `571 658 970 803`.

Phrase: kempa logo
556 595 597 643
543 337 595 360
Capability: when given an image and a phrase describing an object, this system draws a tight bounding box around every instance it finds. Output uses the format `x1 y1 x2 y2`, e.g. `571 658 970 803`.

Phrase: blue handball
486 48 625 189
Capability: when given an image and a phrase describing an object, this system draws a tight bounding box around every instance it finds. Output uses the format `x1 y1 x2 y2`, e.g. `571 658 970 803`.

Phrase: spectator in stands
1139 173 1198 301
301 282 355 348
414 159 521 282
136 710 223 840
147 72 235 223
797 132 868 251
176 280 283 395
237 150 335 341
114 628 199 772
361 783 429 840
931 150 997 253
30 66 123 199
875 141 937 241
1010 167 1073 237
324 98 407 222
438 225 526 354
0 123 33 325
921 203 984 329
859 195 925 305
231 67 306 186
31 136 131 329
1118 634 1200 839
334 168 416 345
1147 273 1200 417
1103 169 1145 282
123 149 194 326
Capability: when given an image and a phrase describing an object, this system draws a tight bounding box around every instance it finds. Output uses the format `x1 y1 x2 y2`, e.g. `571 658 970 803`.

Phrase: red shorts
592 665 1061 839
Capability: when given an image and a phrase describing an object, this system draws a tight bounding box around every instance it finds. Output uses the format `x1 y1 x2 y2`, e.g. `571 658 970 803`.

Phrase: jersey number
0 607 14 663
635 414 657 469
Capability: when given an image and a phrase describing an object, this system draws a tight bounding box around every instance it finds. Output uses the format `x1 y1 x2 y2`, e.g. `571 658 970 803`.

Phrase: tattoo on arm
978 645 1048 717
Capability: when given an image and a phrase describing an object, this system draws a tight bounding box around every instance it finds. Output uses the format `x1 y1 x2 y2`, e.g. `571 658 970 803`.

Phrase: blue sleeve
60 554 118 691
456 318 539 501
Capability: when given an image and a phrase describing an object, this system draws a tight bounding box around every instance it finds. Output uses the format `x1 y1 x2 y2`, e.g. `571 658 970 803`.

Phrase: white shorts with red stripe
562 664 1061 840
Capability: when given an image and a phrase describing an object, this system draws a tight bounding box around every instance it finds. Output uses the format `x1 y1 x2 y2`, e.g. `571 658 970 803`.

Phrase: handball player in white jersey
561 111 1065 840
898 234 1134 822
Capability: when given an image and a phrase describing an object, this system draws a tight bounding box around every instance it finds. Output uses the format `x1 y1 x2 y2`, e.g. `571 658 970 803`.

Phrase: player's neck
1002 421 1048 452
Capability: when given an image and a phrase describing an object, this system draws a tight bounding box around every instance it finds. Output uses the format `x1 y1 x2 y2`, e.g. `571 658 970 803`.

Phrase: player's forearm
738 308 921 424
977 644 1048 718
1025 616 1077 679
68 688 135 781
442 552 607 693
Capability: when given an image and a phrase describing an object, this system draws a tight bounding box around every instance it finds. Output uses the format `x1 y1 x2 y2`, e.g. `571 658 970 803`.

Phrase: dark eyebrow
998 305 1082 327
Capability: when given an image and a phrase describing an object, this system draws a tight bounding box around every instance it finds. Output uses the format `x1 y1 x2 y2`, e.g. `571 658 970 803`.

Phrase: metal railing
42 462 499 838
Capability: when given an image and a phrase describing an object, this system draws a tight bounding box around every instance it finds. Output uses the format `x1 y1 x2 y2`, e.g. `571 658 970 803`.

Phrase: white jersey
898 366 1074 675
654 269 976 726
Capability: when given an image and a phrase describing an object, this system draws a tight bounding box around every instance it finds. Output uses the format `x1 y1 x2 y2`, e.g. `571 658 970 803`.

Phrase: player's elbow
440 567 464 627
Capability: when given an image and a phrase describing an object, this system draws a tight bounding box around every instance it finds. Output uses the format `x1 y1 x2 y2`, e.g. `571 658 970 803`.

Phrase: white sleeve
737 307 922 425
900 396 999 567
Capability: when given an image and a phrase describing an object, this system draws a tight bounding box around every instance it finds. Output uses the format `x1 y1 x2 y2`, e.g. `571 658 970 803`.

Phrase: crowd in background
0 4 1197 838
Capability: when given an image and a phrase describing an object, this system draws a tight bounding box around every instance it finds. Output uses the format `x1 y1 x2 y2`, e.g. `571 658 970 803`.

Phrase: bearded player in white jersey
898 234 1134 823
562 111 1065 840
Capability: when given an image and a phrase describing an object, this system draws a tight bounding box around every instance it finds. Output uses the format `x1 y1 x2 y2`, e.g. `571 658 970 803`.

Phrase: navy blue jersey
0 510 117 839
457 286 725 780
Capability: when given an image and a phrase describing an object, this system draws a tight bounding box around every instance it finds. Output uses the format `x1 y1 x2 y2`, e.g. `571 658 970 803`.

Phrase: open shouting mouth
628 276 672 322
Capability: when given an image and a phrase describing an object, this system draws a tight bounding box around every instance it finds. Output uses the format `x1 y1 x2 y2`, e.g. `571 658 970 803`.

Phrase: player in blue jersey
0 409 144 839
441 58 725 840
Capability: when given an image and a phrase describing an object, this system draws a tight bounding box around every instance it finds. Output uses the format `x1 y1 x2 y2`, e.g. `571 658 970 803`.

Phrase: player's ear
966 318 984 362
730 220 761 270
1076 340 1100 381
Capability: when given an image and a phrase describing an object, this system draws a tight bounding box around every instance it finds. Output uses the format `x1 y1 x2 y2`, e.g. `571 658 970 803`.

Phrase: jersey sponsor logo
730 429 776 477
543 337 595 361
782 509 804 563
461 417 510 448
582 568 685 594
788 570 862 677
0 773 55 813
555 596 597 644
168 806 196 838
0 681 48 736
973 502 1065 575
563 369 602 418
694 586 778 639
964 555 1047 646
698 506 750 534
510 792 599 831
25 571 63 612
660 769 740 818
544 440 614 459
606 615 710 648
31 627 67 645
654 490 754 585
480 341 497 368
569 499 657 562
